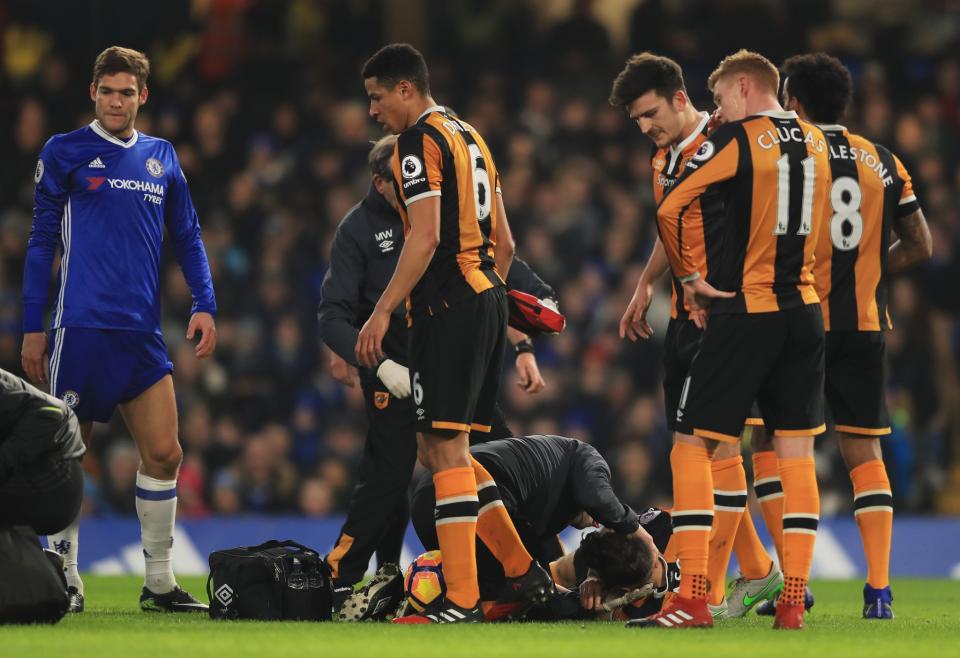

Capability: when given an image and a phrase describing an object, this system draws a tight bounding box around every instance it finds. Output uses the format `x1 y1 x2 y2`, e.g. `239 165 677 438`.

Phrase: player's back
813 127 919 331
694 111 829 313
392 107 503 318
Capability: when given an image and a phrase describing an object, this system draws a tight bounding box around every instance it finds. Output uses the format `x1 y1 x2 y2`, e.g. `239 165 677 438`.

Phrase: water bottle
288 557 308 590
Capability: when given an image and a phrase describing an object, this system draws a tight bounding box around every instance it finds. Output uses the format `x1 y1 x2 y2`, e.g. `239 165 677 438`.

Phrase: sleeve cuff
896 200 920 218
404 190 441 206
678 272 701 284
22 303 46 333
190 302 217 316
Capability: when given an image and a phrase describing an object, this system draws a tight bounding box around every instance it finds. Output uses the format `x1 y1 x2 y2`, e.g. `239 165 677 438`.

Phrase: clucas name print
756 125 826 153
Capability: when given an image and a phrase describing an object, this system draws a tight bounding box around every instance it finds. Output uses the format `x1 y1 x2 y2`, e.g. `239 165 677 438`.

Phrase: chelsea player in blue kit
21 47 216 613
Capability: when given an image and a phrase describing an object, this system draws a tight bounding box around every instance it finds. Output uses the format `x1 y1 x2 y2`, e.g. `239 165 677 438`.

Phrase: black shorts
676 304 825 442
825 331 890 436
408 286 506 436
663 318 763 432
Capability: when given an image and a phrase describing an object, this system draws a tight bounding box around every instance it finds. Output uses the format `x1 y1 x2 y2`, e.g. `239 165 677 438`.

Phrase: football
404 550 446 612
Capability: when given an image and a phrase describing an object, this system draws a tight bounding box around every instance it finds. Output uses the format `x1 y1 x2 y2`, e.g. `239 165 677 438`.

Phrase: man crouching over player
407 435 677 621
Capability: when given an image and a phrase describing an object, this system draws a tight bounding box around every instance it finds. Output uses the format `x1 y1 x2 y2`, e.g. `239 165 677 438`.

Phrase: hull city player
636 51 831 630
749 52 931 620
610 53 782 619
319 135 555 616
356 43 552 624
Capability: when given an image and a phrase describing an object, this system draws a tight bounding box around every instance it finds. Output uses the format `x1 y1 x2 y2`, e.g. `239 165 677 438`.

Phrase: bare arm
641 237 671 283
888 208 932 274
618 238 674 341
507 326 545 394
493 191 515 281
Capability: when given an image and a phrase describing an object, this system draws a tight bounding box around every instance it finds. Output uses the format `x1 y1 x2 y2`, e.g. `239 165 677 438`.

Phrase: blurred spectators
0 0 958 517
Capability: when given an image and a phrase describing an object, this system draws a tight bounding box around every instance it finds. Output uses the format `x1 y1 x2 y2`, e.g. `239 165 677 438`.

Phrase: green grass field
4 577 957 658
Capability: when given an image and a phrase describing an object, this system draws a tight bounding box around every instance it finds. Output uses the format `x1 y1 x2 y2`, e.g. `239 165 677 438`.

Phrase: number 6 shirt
391 106 504 321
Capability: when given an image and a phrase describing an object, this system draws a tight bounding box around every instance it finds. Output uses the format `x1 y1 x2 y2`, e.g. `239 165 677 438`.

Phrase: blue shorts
48 328 174 422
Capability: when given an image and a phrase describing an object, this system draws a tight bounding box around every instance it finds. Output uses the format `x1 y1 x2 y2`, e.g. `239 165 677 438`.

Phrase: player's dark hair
362 43 430 94
781 53 852 125
92 46 150 91
368 135 397 181
609 52 686 110
577 530 655 589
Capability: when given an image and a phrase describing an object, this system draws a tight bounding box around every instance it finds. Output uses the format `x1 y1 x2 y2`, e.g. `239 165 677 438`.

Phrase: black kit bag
207 539 332 621
0 525 68 624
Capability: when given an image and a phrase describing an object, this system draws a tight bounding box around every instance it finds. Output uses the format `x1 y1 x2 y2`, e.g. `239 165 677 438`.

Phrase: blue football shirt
23 120 216 335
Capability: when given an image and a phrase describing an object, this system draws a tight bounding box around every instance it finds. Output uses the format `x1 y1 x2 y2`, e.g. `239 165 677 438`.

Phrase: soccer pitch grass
4 577 957 658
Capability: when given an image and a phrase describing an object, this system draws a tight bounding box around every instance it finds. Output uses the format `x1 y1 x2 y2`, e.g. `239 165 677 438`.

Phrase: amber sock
778 457 819 606
850 459 893 589
752 451 785 566
433 466 480 608
471 456 533 578
670 442 714 601
733 507 774 580
707 456 746 604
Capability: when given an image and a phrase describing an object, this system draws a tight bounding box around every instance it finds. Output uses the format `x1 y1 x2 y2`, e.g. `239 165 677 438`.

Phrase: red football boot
624 595 713 629
773 601 806 630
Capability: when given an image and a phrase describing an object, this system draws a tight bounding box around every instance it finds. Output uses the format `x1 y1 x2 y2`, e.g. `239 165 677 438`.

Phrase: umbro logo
214 584 234 606
88 157 106 169
375 229 396 253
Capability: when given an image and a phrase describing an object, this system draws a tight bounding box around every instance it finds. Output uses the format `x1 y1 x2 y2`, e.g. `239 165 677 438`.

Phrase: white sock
47 509 83 594
135 472 178 594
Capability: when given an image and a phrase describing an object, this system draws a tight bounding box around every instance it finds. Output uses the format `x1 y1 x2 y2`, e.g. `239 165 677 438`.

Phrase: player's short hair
609 52 686 109
781 53 852 125
577 529 655 589
361 43 430 94
368 134 398 181
708 49 779 95
92 46 150 91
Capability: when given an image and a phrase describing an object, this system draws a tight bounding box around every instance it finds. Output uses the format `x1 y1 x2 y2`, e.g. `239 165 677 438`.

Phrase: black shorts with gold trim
407 286 506 437
825 330 890 437
663 317 763 433
675 304 825 442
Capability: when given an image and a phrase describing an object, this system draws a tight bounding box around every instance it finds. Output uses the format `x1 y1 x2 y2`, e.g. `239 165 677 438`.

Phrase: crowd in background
0 0 958 519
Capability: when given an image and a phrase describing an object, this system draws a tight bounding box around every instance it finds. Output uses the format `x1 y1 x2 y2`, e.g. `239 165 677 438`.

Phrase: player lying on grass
532 508 681 622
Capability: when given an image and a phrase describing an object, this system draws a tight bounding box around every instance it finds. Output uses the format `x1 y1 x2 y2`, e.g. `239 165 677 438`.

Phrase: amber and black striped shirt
651 112 712 320
392 105 503 319
813 126 919 331
657 110 830 314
